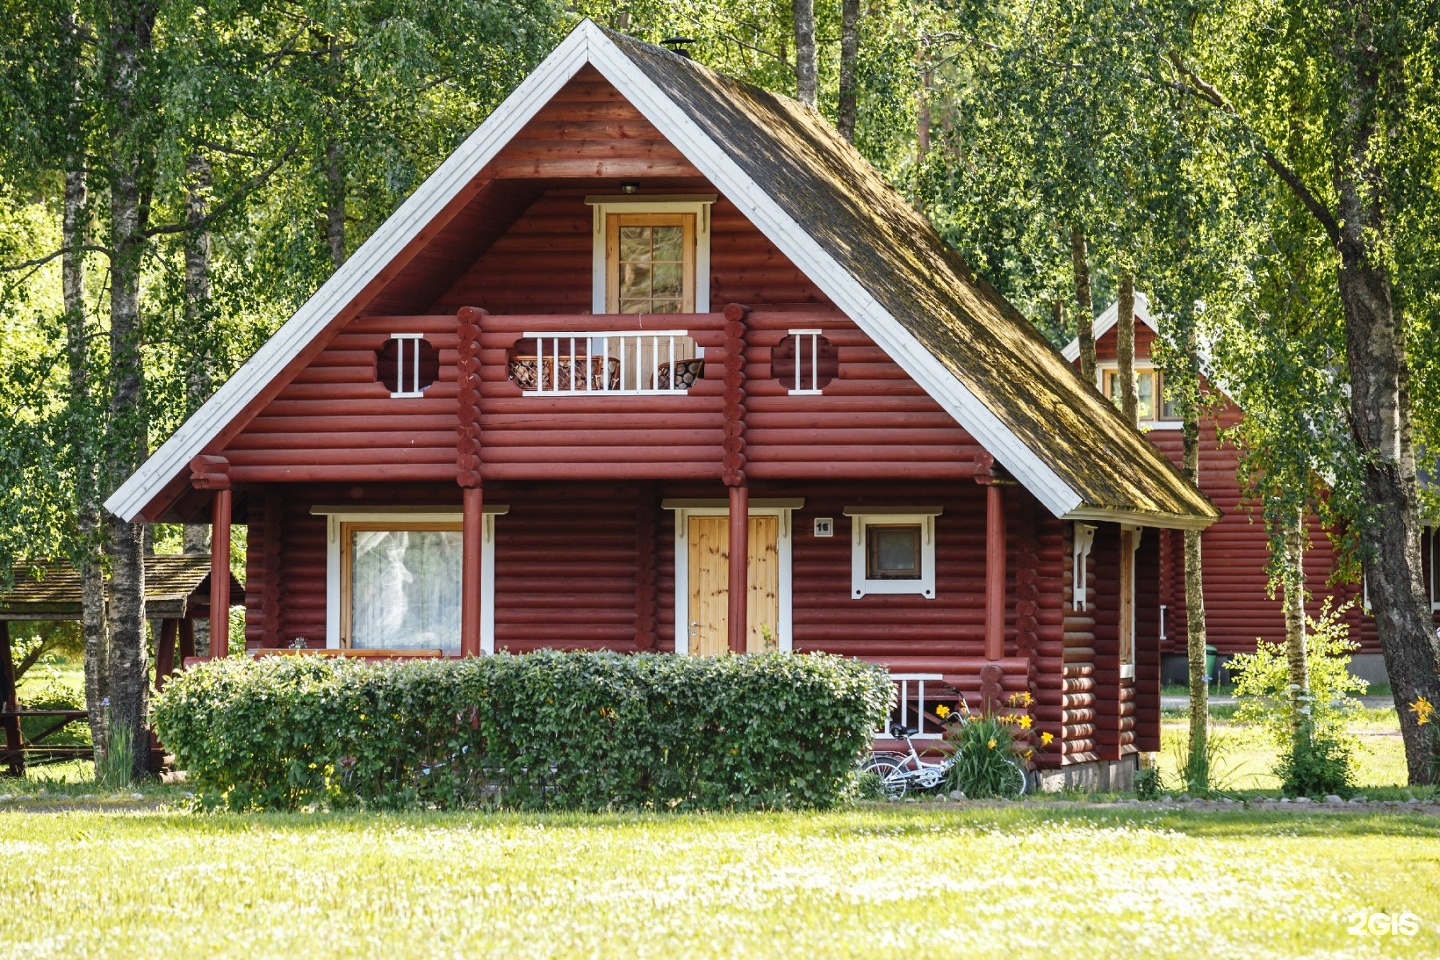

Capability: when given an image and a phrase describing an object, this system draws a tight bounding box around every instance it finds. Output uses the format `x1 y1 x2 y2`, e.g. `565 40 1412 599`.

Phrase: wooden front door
686 514 780 655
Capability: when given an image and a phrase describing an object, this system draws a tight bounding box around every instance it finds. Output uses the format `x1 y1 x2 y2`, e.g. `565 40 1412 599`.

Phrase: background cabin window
377 334 439 397
341 522 462 654
607 213 695 314
1103 367 1180 422
772 330 837 393
845 509 941 599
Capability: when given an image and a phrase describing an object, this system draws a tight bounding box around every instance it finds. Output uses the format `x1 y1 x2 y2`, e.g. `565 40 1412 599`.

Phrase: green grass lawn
1157 713 1412 793
0 805 1437 959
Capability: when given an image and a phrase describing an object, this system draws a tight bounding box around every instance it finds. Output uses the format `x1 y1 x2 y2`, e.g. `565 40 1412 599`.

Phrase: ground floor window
344 523 462 652
844 508 941 599
317 507 501 654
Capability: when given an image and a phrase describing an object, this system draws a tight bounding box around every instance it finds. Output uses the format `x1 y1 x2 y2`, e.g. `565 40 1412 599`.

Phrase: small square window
867 525 921 580
845 509 941 598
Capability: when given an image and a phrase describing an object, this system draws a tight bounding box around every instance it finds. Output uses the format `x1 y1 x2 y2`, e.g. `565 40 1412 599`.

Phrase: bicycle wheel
1000 758 1030 798
860 754 909 801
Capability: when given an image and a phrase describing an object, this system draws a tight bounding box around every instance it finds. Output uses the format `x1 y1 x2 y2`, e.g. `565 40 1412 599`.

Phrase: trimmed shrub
153 650 893 812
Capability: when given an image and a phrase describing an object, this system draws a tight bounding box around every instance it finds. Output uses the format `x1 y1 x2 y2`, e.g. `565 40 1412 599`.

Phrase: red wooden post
461 485 484 657
727 485 750 654
457 307 486 658
179 618 196 662
210 487 232 659
190 454 232 659
984 480 1006 661
154 619 178 691
1 621 23 775
722 304 750 655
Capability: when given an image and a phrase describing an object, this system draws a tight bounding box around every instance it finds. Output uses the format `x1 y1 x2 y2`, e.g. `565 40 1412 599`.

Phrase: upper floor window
1102 366 1180 423
378 335 439 398
587 195 715 314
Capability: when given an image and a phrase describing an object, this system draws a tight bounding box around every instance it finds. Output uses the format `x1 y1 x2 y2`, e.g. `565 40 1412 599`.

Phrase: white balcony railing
512 330 704 395
874 672 946 740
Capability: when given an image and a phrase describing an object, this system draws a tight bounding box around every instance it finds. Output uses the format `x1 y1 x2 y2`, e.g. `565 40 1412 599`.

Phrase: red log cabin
105 21 1219 790
1063 294 1440 684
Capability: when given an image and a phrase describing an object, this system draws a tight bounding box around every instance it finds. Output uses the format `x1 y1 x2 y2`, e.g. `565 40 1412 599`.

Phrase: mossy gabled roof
608 29 1217 527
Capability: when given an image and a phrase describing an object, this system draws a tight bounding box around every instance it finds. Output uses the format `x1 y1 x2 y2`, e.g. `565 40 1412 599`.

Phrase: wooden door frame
665 498 800 656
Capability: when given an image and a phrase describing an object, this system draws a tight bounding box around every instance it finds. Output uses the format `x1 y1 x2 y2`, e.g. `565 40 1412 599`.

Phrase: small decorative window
378 335 439 397
844 508 941 599
773 330 837 393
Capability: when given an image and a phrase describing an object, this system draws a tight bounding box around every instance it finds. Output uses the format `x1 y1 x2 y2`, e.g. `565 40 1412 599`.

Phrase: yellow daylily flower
936 704 951 718
1039 731 1055 746
1017 714 1033 729
1410 696 1434 726
987 738 997 750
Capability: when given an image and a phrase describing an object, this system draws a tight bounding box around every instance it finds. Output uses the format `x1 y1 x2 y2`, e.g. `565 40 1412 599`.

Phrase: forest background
1 0 1435 783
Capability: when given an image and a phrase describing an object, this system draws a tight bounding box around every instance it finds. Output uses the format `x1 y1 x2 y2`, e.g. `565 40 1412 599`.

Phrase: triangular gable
1061 293 1158 363
106 20 1216 530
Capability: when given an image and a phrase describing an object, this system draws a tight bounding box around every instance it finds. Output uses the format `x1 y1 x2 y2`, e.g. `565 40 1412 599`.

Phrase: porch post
981 468 1006 662
727 485 749 654
457 307 487 658
154 618 178 691
461 486 483 657
179 618 196 662
210 487 232 659
1 621 22 776
189 455 232 659
722 303 751 655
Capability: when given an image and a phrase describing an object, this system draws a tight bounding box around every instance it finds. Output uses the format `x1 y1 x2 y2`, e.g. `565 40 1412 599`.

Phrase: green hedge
153 651 893 812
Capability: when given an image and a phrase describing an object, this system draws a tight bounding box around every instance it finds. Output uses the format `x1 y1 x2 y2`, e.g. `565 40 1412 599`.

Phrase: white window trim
842 507 942 599
1095 361 1181 430
785 328 825 395
1072 522 1096 611
388 333 428 398
314 507 506 654
1120 525 1143 679
587 195 715 314
664 499 799 656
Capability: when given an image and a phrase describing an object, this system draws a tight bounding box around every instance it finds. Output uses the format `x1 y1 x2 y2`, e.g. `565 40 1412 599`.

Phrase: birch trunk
1331 20 1440 784
836 0 861 142
790 0 817 107
1283 510 1309 744
1117 273 1137 425
62 160 109 758
182 153 214 654
102 0 156 781
1183 396 1209 791
1068 227 1096 383
325 36 346 268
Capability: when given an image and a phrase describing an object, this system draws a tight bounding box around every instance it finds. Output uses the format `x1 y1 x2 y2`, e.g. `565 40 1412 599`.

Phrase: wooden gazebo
0 555 244 774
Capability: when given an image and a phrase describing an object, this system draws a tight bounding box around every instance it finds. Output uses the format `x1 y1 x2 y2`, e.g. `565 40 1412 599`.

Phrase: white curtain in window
350 529 463 653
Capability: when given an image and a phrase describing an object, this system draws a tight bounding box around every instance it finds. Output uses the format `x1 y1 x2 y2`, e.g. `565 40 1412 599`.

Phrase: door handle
689 621 700 637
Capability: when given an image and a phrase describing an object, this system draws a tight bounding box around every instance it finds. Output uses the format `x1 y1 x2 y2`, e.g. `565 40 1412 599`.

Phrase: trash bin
1205 645 1218 686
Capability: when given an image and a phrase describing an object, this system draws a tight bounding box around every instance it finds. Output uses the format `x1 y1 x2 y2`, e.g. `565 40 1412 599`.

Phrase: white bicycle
861 720 1029 800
